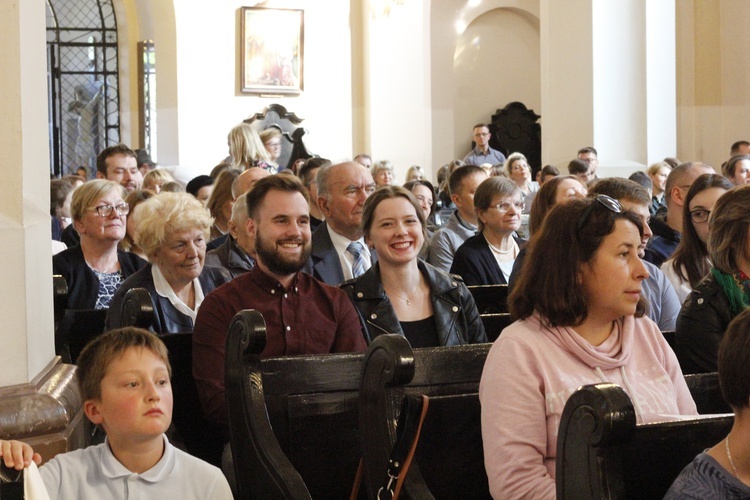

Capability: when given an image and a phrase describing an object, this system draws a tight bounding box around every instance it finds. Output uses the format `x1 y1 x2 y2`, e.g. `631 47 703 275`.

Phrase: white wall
452 8 541 160
677 0 750 168
153 0 355 181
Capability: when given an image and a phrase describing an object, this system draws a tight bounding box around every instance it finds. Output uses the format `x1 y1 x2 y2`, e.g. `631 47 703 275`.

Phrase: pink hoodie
479 312 697 499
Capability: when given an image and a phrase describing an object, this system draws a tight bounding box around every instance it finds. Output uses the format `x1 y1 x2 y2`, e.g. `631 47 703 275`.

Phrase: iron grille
46 0 120 177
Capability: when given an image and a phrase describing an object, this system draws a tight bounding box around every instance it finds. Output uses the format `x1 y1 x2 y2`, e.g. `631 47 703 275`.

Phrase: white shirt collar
100 435 175 482
326 224 371 281
151 265 204 321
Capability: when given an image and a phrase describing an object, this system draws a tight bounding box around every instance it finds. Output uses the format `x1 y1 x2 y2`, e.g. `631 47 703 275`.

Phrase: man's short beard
255 231 311 276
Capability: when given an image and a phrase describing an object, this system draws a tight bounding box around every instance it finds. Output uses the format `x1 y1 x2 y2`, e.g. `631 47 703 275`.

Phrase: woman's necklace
487 236 518 257
726 436 741 478
487 241 516 255
383 278 423 306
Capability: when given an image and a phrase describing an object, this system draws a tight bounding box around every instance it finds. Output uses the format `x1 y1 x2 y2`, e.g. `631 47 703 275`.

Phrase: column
0 0 84 458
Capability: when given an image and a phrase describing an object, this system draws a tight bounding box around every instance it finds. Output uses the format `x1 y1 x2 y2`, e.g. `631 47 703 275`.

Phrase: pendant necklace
726 436 740 478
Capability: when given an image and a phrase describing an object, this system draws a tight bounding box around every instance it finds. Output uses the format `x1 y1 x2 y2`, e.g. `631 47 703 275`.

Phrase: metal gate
46 0 120 177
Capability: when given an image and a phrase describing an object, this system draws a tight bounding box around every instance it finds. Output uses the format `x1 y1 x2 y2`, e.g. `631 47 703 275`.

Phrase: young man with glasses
463 124 506 166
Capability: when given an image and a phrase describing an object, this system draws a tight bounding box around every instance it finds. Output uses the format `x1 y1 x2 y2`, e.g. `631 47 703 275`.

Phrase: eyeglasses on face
689 209 710 223
490 201 525 213
576 194 622 232
87 203 130 217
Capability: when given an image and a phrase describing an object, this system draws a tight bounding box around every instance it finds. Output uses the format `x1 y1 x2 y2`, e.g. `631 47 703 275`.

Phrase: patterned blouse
92 269 124 309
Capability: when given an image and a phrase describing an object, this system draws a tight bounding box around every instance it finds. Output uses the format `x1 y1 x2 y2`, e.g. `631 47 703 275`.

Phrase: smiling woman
105 192 232 334
480 197 698 499
339 185 486 347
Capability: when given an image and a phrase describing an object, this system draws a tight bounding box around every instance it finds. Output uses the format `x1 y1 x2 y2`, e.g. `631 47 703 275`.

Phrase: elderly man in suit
311 161 377 285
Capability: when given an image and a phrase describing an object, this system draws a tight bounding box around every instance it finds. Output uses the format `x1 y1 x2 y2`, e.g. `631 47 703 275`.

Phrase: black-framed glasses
689 209 711 223
576 194 622 232
87 203 130 217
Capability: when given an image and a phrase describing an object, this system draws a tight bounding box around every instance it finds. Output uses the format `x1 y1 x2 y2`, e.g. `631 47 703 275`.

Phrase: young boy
0 328 232 499
427 165 488 271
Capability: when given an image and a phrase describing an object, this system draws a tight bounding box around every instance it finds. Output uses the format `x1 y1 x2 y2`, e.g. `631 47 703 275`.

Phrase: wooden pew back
225 309 365 499
556 382 733 499
360 335 492 499
467 284 508 314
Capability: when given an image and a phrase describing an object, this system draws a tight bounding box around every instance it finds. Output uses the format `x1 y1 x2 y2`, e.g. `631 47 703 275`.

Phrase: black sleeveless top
400 316 439 348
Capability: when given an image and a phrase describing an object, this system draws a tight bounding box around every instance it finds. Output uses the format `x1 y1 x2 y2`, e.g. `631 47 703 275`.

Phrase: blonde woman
228 122 275 172
105 192 231 333
53 180 146 310
142 169 175 194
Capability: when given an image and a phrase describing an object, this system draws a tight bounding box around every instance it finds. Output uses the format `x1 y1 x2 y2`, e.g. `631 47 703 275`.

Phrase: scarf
711 267 750 316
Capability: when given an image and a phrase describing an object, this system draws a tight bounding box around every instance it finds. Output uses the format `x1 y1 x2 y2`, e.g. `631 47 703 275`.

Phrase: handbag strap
377 394 430 500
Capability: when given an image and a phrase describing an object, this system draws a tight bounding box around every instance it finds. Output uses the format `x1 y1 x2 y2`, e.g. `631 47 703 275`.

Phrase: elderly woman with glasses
105 192 231 334
675 185 750 374
450 177 526 285
505 152 539 238
53 180 147 310
480 195 697 499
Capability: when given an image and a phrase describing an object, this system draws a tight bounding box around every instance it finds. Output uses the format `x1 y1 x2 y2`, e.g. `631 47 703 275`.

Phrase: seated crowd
22 127 750 499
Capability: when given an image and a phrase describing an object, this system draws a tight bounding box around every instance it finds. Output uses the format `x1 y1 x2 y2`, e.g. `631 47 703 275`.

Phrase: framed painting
241 7 304 95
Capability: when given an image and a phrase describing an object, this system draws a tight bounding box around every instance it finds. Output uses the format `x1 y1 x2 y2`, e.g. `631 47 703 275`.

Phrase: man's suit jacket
310 221 376 286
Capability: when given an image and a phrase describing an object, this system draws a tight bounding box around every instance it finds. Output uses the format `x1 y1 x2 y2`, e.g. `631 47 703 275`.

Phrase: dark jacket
52 245 146 310
675 272 734 374
105 264 232 334
339 260 487 346
450 233 526 286
644 217 680 267
204 236 255 279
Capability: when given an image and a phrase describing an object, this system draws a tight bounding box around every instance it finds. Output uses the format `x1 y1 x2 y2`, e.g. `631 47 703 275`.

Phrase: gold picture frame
241 7 304 95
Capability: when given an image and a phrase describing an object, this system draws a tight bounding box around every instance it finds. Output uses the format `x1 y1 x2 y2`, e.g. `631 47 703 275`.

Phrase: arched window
46 0 120 177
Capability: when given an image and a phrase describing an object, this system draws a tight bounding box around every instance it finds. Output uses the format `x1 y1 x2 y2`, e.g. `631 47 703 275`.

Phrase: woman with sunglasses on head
675 185 750 374
480 195 697 499
450 177 526 285
662 174 733 302
53 180 147 310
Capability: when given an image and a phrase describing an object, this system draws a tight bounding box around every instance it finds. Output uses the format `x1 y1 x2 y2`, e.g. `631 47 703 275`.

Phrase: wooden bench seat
225 309 366 499
556 383 733 499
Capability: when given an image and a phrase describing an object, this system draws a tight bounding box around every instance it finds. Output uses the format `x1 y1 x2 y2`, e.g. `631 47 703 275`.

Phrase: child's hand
0 439 42 470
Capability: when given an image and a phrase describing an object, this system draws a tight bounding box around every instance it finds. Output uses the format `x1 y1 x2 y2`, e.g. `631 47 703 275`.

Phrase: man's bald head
664 162 715 208
232 167 271 199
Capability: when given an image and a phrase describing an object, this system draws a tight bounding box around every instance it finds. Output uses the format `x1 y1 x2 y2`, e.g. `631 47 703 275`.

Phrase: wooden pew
52 274 67 327
117 288 224 467
359 334 492 499
556 383 733 500
55 308 108 363
467 284 509 314
359 335 729 500
225 309 365 499
480 312 512 342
